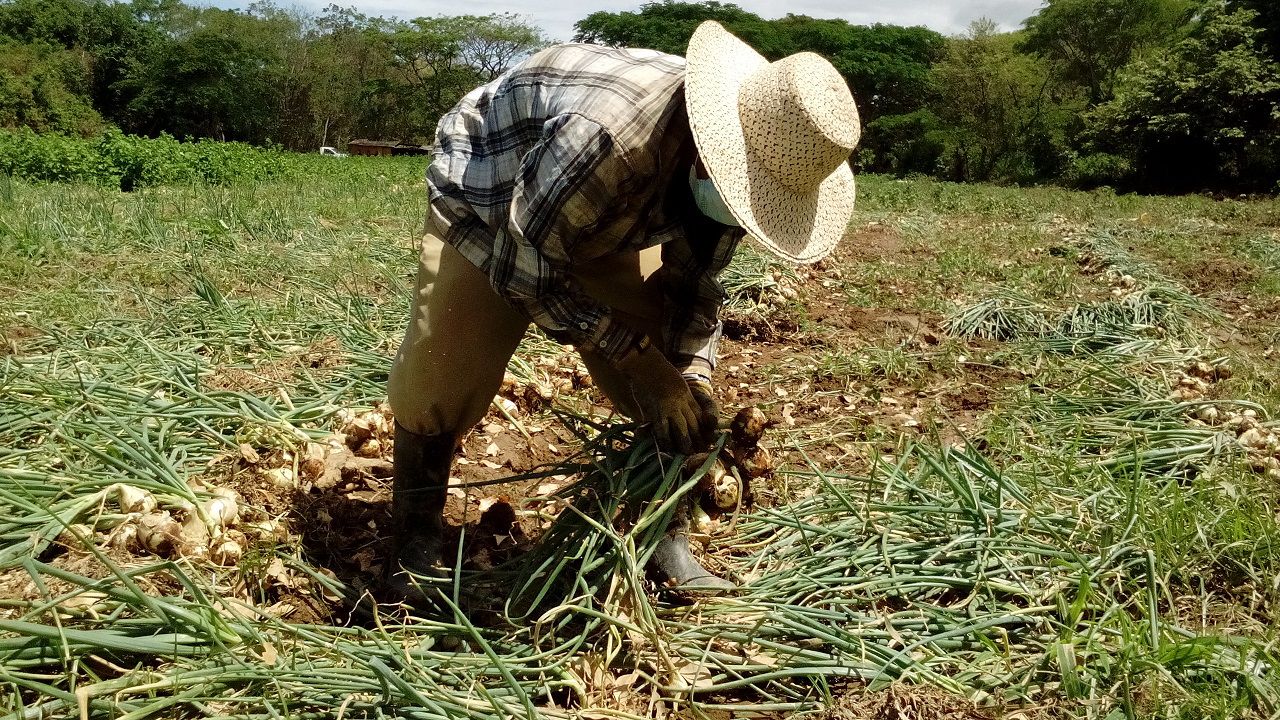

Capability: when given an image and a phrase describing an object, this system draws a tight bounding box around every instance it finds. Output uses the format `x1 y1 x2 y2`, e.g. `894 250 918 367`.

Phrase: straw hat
685 21 860 264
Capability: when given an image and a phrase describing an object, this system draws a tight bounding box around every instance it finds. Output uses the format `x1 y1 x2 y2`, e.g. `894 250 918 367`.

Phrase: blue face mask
688 164 740 227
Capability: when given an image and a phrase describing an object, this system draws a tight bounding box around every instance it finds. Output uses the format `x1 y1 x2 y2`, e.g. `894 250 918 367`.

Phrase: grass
3 165 1280 718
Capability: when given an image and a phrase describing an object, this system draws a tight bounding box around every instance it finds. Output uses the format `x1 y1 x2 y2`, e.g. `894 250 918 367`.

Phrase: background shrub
0 128 297 189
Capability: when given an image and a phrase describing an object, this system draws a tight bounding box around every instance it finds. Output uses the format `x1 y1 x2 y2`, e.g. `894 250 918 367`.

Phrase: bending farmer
386 21 861 599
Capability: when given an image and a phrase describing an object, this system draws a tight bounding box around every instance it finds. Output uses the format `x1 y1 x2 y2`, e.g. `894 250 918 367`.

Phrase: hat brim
685 21 856 264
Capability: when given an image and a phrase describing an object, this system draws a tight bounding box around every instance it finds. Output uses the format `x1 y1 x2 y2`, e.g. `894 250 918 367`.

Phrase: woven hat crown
738 53 861 191
685 20 859 264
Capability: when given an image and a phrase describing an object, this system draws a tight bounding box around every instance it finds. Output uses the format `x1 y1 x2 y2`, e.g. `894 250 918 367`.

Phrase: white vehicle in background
319 146 348 157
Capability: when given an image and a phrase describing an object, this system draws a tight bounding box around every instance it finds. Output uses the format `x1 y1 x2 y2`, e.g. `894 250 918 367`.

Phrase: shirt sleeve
659 223 744 379
492 113 642 362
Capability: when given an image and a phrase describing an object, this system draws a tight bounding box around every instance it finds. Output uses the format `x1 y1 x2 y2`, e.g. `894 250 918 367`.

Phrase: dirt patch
202 335 345 394
817 684 999 720
0 529 186 614
0 514 277 631
722 311 802 343
1169 255 1262 296
713 328 1024 476
807 303 943 346
0 320 39 355
840 221 911 262
206 404 572 613
1204 294 1280 356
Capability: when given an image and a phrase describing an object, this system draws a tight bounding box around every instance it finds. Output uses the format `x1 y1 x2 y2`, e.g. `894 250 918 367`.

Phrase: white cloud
206 0 1045 43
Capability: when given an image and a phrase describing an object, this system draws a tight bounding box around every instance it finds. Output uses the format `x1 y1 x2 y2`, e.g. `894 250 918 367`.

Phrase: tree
241 2 313 149
1228 0 1280 57
117 8 284 142
304 5 403 147
453 13 547 81
862 109 946 175
0 40 103 134
1085 4 1280 192
573 1 759 55
931 20 1066 182
573 2 944 126
388 14 544 137
0 0 89 47
80 1 163 124
1021 0 1195 105
769 16 944 121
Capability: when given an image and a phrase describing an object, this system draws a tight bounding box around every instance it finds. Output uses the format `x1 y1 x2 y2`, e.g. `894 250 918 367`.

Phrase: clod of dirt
1210 408 1280 480
335 407 393 445
244 520 287 542
355 438 383 458
691 503 715 535
55 524 92 551
1169 359 1232 402
685 406 775 530
1188 360 1232 382
180 510 211 554
1193 405 1221 424
106 522 139 552
307 446 392 490
1239 427 1269 450
294 405 398 491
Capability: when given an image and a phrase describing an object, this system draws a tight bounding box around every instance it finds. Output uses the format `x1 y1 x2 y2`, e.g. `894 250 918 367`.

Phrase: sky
204 0 1047 43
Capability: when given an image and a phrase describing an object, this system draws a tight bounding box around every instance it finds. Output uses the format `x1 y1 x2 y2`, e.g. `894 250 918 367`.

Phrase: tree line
1 0 1277 193
0 0 545 151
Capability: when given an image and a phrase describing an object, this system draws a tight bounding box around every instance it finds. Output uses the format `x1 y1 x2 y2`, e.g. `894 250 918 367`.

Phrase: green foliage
1063 152 1134 188
573 2 944 123
931 21 1070 183
303 6 404 147
0 0 164 132
0 0 90 46
1229 0 1280 57
767 16 945 121
118 13 280 142
0 40 103 135
0 0 546 148
0 127 97 182
387 14 547 133
1021 0 1195 104
1086 4 1280 192
0 0 1276 195
574 1 756 54
0 128 294 188
862 109 946 176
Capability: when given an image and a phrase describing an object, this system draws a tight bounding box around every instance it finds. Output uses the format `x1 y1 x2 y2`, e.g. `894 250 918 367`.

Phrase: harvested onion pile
95 484 276 566
689 407 774 535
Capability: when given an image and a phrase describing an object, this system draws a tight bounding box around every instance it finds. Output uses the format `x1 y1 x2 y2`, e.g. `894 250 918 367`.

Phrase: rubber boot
648 495 735 593
384 423 454 603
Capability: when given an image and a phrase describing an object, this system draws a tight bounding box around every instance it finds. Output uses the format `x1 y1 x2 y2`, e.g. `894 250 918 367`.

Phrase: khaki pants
388 218 665 436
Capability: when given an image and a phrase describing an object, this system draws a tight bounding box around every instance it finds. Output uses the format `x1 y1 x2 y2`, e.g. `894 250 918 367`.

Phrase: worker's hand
685 375 721 442
616 342 703 454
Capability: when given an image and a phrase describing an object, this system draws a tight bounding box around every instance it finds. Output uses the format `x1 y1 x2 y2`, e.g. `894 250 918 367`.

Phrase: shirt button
578 322 589 330
598 340 607 347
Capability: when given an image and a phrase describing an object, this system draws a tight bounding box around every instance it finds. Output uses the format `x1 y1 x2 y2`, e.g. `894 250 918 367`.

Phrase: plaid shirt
426 43 744 377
